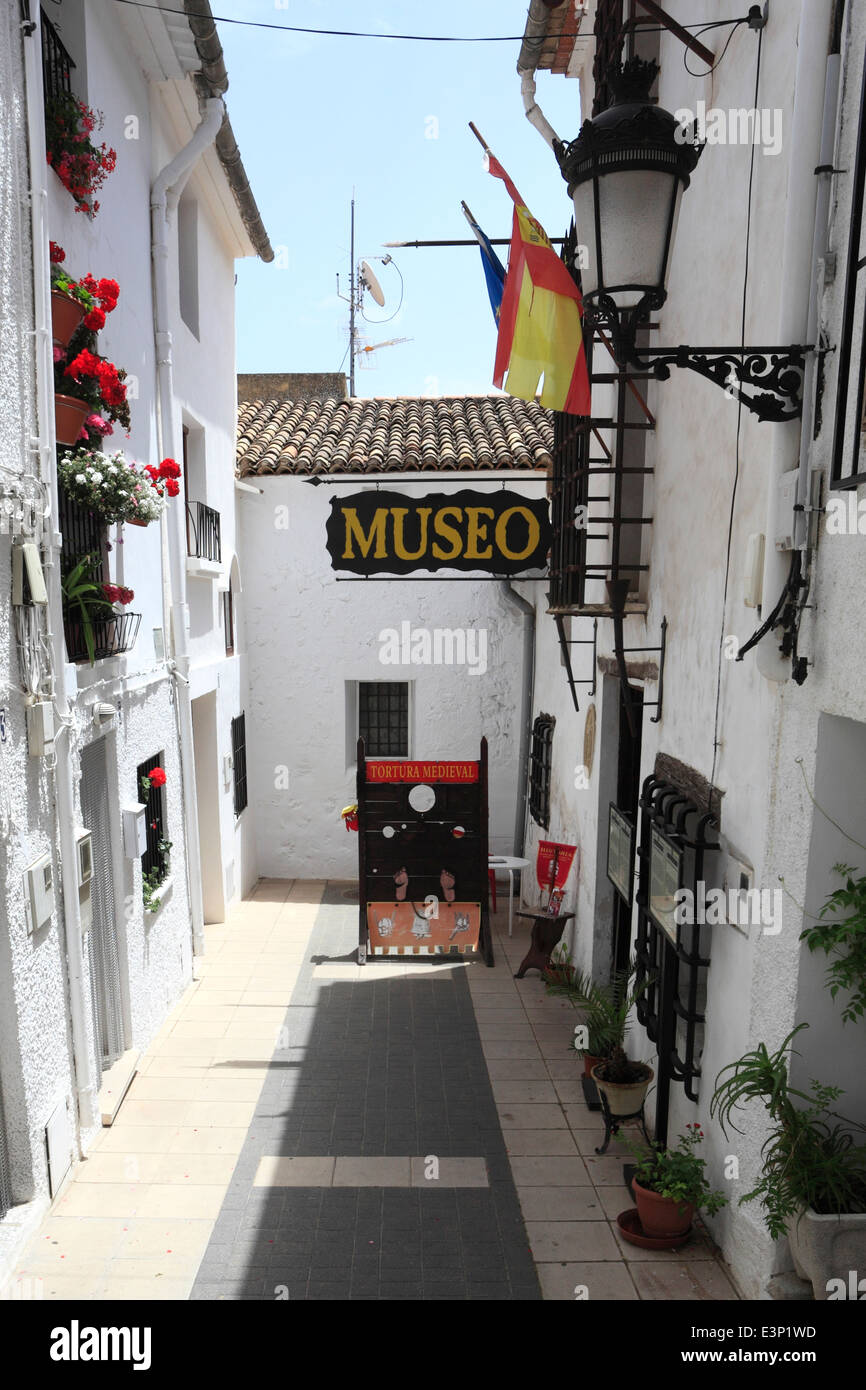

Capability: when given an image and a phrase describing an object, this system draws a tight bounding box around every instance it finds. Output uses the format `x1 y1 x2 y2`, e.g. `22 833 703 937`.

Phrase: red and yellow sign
366 761 478 784
367 901 481 955
536 840 578 891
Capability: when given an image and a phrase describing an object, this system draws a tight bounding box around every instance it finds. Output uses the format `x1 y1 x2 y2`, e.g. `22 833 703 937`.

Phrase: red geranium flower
147 768 167 788
158 458 181 479
49 241 65 264
83 306 106 331
165 479 180 497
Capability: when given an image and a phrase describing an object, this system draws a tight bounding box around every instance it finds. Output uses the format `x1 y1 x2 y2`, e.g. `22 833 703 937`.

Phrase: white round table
488 855 531 937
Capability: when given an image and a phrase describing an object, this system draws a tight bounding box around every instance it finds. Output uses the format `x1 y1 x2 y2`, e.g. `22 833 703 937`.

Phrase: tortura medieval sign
325 488 551 576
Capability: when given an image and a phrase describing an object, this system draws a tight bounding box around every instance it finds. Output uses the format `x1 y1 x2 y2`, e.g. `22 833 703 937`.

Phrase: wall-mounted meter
122 804 147 859
24 853 54 933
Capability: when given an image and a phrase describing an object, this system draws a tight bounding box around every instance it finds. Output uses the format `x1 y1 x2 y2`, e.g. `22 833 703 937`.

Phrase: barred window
529 714 555 829
137 754 169 882
358 682 409 758
231 712 248 817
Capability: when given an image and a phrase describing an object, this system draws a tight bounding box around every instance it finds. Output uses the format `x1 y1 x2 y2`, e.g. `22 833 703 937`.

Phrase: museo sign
325 488 551 576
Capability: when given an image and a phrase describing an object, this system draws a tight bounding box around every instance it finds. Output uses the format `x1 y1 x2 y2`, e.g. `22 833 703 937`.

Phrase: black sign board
326 488 551 576
607 803 635 905
648 823 683 944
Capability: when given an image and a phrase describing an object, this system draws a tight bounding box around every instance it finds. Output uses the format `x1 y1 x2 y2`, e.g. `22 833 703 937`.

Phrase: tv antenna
336 198 405 395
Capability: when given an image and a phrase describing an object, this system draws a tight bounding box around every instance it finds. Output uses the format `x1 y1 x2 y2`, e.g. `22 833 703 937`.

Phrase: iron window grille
528 714 555 829
186 500 221 562
58 479 107 580
231 712 248 817
358 682 409 758
137 754 169 883
831 50 866 489
223 585 234 655
65 610 141 664
41 9 74 106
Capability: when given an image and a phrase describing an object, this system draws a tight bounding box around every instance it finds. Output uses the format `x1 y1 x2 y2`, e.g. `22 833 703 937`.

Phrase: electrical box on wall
743 533 765 608
774 470 799 551
122 803 147 858
24 853 54 933
27 700 55 756
12 541 48 606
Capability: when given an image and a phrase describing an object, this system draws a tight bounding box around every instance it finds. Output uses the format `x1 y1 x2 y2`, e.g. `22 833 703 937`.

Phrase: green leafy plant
800 864 866 1024
710 1024 866 1239
60 553 112 665
142 868 164 914
622 1123 728 1216
544 954 654 1081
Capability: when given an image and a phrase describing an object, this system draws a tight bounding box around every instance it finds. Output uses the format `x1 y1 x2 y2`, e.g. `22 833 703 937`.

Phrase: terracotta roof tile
236 395 554 477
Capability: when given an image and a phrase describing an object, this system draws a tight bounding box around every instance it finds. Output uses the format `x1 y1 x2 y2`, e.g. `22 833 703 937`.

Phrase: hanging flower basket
51 288 86 350
57 448 180 527
45 94 117 219
54 393 91 446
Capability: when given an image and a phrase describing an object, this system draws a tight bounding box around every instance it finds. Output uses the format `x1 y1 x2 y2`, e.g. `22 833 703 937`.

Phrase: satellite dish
360 260 386 307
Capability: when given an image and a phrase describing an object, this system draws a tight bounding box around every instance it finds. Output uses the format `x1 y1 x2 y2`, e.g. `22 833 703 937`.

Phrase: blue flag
462 203 506 325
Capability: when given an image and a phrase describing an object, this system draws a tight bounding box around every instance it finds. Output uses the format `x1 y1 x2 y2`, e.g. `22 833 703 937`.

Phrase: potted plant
711 1024 866 1299
44 92 116 218
61 554 114 665
622 1123 728 1238
54 347 130 447
58 448 176 527
544 956 653 1086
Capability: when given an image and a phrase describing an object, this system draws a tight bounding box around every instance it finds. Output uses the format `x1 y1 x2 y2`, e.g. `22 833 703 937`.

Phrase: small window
231 713 248 817
223 585 235 655
137 754 169 882
358 682 409 758
529 714 555 829
178 194 199 338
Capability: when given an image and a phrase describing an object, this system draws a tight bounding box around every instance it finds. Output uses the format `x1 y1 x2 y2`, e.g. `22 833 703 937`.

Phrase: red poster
536 840 578 891
366 760 478 784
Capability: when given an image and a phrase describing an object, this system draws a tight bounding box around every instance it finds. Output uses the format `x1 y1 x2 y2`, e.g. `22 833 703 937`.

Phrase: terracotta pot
582 1051 606 1079
54 393 90 446
51 288 86 350
125 518 149 528
632 1177 694 1238
591 1062 654 1117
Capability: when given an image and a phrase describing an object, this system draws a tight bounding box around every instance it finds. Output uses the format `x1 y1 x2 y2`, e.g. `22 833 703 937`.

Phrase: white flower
75 473 86 484
91 471 103 483
107 466 118 475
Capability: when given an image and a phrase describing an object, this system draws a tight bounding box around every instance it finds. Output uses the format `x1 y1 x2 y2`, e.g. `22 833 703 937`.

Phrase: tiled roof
235 396 554 477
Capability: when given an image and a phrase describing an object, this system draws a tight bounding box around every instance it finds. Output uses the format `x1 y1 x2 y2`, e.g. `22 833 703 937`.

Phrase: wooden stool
513 910 574 979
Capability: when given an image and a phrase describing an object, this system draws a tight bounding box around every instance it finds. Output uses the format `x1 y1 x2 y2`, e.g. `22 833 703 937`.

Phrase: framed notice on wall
607 804 635 905
649 824 683 944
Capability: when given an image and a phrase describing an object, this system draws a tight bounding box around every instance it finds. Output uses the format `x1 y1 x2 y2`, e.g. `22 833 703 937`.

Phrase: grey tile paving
190 883 541 1301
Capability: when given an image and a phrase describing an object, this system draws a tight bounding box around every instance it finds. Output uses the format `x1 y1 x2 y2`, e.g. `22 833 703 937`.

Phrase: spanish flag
486 153 591 416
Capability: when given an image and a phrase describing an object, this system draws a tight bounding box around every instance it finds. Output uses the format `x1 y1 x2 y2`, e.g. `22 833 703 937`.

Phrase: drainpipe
21 16 98 1133
755 0 833 683
501 579 536 867
151 97 225 957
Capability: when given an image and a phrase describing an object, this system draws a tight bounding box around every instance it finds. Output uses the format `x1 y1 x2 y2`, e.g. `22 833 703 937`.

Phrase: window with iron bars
358 682 409 758
231 713 248 817
41 9 75 106
529 714 555 829
137 754 169 883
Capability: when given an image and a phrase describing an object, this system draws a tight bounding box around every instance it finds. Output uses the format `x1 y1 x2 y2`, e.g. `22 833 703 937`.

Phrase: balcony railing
186 500 221 563
41 10 75 105
64 611 141 665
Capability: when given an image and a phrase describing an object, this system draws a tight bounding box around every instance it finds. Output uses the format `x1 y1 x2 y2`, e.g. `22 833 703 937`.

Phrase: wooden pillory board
356 737 494 967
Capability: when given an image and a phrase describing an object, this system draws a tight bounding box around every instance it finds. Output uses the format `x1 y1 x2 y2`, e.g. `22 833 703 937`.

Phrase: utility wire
707 23 763 811
105 0 746 45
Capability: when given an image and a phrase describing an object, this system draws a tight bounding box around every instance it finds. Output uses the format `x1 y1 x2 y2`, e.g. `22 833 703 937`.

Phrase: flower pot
787 1207 866 1300
582 1051 606 1079
54 393 90 446
125 517 149 528
631 1177 694 1238
51 288 86 350
591 1062 654 1117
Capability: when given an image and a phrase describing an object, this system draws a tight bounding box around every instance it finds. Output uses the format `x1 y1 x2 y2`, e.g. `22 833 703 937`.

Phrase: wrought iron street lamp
554 59 809 423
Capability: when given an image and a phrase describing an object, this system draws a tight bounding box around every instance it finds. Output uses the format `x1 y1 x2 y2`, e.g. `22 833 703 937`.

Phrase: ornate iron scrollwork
630 344 808 423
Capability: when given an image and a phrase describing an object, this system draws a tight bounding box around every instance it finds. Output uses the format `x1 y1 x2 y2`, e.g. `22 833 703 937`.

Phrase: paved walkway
4 880 739 1301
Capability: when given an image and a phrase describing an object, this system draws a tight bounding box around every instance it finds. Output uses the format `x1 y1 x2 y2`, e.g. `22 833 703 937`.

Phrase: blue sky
219 1 584 396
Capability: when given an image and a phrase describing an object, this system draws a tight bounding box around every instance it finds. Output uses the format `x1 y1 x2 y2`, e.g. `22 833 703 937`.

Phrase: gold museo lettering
341 504 540 564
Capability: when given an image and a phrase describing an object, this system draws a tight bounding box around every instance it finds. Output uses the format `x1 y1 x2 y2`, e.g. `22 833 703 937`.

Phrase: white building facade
0 0 269 1282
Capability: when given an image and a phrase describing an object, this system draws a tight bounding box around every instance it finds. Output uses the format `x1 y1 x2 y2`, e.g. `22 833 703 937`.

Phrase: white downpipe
151 97 224 957
520 68 561 150
22 18 98 1133
756 0 834 683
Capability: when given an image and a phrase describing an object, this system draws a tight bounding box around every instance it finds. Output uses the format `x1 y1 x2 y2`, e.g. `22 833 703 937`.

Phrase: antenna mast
349 197 356 396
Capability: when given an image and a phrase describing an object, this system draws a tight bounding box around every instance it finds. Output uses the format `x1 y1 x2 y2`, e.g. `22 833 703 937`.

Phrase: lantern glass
574 168 684 308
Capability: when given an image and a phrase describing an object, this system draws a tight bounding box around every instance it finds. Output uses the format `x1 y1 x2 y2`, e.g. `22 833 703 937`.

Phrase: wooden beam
633 0 715 68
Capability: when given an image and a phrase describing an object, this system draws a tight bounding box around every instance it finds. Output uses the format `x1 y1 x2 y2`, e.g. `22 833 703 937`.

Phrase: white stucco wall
238 474 537 878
